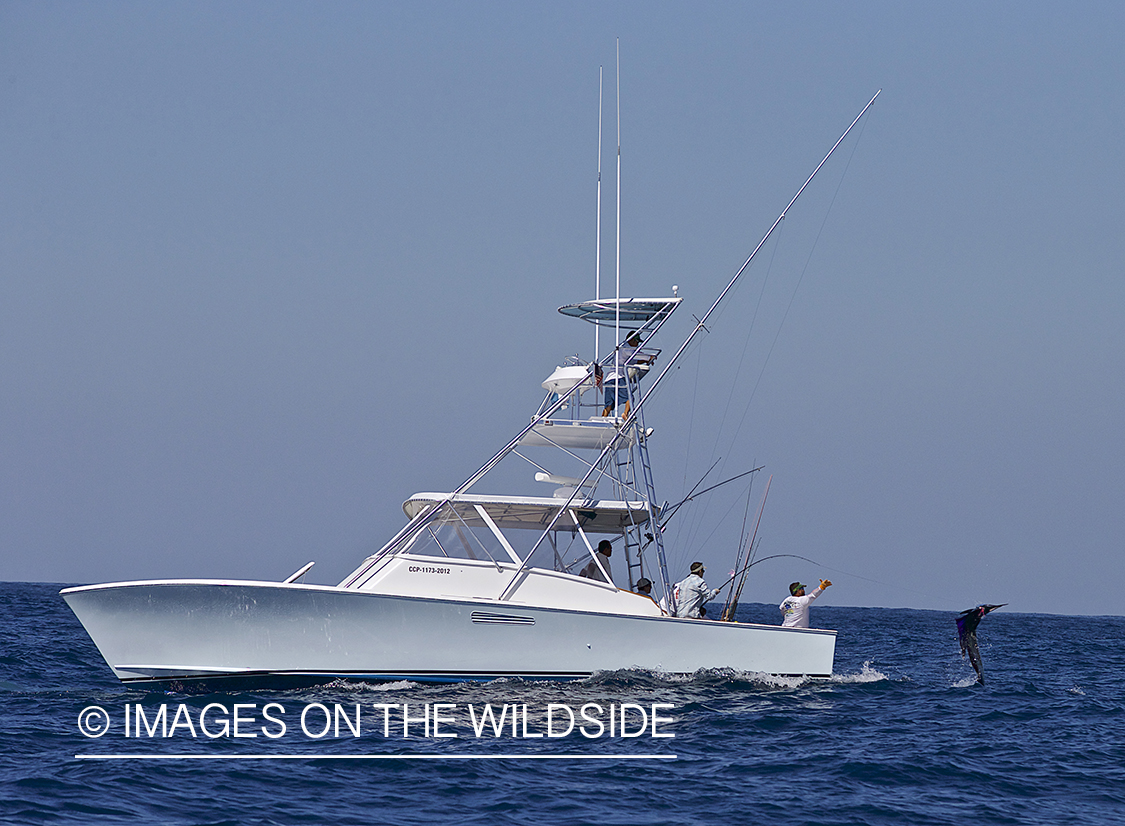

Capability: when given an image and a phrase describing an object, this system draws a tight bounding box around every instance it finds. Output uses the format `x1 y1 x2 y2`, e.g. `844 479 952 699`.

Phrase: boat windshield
343 494 651 589
399 499 617 575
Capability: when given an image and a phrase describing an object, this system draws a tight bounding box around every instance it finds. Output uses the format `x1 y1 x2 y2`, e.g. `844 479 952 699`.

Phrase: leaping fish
956 604 1006 684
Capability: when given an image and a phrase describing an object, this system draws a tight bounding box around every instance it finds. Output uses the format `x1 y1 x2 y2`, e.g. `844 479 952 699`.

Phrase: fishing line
626 94 879 593
737 552 965 608
681 342 702 495
722 472 758 612
676 477 762 564
676 229 785 564
671 342 704 562
668 124 870 581
675 122 869 564
724 121 869 460
706 220 786 452
656 221 782 569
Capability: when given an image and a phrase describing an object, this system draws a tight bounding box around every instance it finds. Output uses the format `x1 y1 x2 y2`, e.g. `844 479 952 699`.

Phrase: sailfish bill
956 604 1006 684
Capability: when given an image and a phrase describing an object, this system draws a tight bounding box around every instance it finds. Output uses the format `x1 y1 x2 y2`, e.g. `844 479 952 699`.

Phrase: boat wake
829 661 889 684
323 678 422 692
580 664 890 690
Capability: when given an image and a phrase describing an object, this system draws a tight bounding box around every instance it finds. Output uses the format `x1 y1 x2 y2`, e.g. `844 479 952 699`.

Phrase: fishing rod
721 474 772 620
732 473 771 601
712 552 824 593
658 464 761 554
726 475 761 601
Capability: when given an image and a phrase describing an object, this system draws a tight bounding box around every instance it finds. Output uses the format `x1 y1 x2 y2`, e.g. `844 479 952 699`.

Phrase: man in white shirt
674 562 720 619
779 579 832 628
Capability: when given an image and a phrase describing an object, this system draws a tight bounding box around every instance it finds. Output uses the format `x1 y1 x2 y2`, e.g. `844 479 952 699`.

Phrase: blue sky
3 2 1123 616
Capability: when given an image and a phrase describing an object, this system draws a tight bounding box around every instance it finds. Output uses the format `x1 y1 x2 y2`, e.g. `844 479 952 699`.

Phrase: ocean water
1 582 1122 826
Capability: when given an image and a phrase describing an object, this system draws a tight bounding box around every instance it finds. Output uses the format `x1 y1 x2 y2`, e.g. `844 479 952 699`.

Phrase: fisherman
674 562 720 619
602 332 651 419
634 577 666 613
578 540 614 584
779 579 831 628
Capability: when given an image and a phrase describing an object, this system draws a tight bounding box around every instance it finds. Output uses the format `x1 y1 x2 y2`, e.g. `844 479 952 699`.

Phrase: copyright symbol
78 706 111 738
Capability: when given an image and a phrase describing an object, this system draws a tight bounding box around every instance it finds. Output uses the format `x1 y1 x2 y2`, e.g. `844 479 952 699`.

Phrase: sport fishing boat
62 92 878 688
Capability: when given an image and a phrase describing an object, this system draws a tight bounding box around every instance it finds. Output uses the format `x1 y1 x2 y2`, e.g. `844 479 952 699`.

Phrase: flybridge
339 290 681 599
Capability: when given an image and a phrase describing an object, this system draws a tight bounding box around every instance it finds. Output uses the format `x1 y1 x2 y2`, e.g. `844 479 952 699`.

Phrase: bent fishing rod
713 553 829 592
723 473 772 620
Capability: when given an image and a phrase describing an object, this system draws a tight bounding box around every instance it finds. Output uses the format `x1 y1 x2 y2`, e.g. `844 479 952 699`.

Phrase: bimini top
558 297 682 329
403 492 650 532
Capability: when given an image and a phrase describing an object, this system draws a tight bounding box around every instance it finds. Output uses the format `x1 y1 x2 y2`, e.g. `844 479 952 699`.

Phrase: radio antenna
594 66 603 362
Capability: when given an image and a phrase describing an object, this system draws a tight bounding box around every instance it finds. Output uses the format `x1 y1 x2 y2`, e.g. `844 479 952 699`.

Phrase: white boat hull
62 580 836 685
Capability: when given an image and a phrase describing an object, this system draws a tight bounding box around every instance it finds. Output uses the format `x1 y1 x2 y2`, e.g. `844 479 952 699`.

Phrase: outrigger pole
610 89 881 609
619 89 882 434
498 90 883 605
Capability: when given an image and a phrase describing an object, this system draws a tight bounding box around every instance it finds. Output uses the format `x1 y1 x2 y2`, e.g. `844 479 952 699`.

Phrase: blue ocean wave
2 582 1124 825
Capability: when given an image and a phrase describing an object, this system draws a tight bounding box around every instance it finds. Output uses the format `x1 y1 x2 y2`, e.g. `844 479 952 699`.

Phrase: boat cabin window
396 500 614 576
401 512 508 565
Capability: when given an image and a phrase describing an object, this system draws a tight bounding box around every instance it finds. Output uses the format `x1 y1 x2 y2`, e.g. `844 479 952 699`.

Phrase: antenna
614 38 621 377
595 67 603 362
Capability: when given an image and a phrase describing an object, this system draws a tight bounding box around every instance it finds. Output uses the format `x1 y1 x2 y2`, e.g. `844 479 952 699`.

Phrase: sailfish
956 604 1006 684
